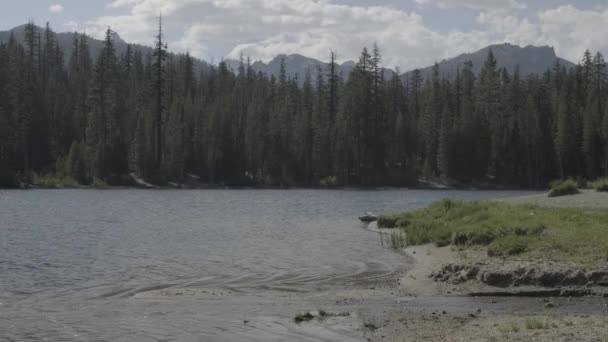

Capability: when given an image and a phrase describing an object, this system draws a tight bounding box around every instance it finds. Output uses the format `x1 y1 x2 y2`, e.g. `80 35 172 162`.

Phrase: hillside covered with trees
0 21 607 188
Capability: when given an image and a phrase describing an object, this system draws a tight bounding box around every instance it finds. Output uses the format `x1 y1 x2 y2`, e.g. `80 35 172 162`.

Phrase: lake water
0 189 539 341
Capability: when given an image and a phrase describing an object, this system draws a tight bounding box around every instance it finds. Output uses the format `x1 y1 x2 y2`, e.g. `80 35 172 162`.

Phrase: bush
319 176 337 187
592 178 608 192
32 173 79 188
548 179 579 197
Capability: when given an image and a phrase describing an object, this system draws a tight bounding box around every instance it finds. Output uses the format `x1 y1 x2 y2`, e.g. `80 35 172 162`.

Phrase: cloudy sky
1 0 607 70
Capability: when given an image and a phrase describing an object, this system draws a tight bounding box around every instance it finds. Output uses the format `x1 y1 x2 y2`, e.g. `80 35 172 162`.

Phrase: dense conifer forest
0 21 607 188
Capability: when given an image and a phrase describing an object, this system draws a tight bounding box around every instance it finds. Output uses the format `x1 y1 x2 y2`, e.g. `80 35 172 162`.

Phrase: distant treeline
0 21 607 188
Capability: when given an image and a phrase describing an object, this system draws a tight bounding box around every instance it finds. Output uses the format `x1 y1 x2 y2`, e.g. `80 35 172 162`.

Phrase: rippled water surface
0 189 538 341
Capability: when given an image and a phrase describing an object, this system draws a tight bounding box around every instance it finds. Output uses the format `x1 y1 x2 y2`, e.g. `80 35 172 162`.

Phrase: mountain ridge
402 43 576 80
0 24 576 82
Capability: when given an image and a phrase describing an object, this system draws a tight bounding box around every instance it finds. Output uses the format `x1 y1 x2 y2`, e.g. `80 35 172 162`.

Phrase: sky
1 0 607 70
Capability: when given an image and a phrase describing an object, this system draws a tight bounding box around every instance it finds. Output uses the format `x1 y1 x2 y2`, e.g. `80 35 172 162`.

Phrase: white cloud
49 4 64 13
538 5 608 62
63 20 79 32
82 1 607 70
86 0 493 69
414 0 525 11
476 5 608 63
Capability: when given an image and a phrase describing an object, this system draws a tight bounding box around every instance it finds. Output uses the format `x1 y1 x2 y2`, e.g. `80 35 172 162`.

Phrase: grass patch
548 179 579 197
525 318 558 330
32 173 79 188
498 321 520 334
592 178 608 192
379 199 608 263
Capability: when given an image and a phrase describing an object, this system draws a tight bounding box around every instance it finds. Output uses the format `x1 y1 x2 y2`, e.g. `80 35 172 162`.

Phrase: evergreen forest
1 21 607 188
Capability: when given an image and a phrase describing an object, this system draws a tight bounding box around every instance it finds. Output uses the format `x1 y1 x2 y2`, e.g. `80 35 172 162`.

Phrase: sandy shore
359 243 608 341
360 190 608 341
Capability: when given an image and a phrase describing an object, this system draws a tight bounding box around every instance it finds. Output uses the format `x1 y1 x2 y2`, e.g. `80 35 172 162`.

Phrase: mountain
0 24 212 74
224 54 395 83
1 24 575 83
0 24 149 60
402 43 575 80
224 54 351 81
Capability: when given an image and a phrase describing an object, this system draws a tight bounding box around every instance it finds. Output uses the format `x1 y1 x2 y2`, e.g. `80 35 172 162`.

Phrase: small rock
364 323 379 331
545 302 554 308
294 312 315 323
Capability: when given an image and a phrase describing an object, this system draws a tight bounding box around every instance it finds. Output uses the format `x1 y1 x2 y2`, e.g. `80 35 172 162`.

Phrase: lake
0 189 539 341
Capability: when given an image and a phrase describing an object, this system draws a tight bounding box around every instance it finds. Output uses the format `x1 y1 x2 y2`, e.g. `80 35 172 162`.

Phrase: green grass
380 230 408 249
592 178 608 192
548 179 579 197
379 199 608 263
525 318 557 330
525 318 548 330
498 321 520 334
32 173 79 188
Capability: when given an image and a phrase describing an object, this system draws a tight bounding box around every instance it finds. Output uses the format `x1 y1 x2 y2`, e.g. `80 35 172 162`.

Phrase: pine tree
437 103 452 180
2 19 608 189
152 15 168 171
85 27 121 179
421 63 441 177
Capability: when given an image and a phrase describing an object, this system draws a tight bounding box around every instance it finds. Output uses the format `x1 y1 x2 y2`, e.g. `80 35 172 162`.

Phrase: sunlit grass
379 199 608 263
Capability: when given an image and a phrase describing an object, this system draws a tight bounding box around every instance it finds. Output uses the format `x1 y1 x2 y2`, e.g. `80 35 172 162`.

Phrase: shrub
548 179 579 197
319 176 337 187
32 173 79 188
592 178 608 192
488 235 529 257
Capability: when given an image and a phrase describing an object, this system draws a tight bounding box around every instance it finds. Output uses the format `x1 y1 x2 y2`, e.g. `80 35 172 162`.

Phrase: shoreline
4 184 544 191
6 174 547 191
357 190 608 341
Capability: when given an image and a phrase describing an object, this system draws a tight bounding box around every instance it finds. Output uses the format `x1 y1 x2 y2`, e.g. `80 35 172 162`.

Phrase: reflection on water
0 189 538 341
